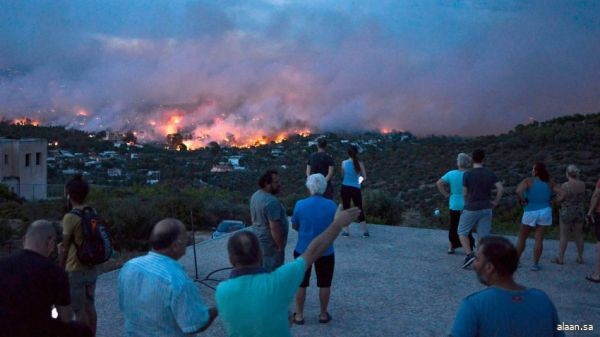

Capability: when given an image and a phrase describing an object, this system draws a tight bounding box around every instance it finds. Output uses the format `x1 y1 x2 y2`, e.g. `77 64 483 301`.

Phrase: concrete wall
0 138 47 200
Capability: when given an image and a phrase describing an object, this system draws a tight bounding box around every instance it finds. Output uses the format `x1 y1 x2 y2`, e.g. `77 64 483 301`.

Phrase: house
228 155 246 170
211 163 233 173
271 149 284 157
146 170 160 185
107 168 122 177
0 138 47 200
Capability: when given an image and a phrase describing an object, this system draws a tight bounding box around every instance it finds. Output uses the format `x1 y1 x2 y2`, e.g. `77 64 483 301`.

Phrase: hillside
2 112 600 249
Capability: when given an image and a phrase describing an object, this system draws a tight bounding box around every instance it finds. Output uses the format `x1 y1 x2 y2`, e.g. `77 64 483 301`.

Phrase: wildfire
160 112 184 136
12 117 40 126
76 109 89 117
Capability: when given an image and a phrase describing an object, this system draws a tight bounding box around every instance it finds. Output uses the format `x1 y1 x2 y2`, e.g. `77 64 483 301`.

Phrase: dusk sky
1 1 599 145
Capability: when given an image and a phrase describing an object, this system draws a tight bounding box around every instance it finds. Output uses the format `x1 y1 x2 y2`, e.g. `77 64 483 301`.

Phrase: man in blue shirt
216 207 360 337
119 218 217 337
450 236 564 337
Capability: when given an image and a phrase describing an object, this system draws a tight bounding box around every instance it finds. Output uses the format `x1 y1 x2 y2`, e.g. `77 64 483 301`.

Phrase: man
585 177 600 283
0 220 92 337
119 218 217 336
59 174 98 334
459 149 504 268
306 138 335 199
250 169 289 271
450 236 564 337
216 206 360 337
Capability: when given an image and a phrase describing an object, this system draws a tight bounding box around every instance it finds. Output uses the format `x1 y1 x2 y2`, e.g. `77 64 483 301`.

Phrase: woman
291 174 337 324
552 165 586 265
340 145 368 237
436 153 474 254
515 162 564 271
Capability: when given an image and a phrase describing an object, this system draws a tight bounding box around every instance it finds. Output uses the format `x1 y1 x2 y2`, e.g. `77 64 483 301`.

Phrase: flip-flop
585 275 600 283
292 312 304 325
319 312 332 324
550 258 564 265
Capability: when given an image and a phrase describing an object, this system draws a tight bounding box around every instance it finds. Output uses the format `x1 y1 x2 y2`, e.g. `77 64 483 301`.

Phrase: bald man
0 220 92 337
119 218 218 337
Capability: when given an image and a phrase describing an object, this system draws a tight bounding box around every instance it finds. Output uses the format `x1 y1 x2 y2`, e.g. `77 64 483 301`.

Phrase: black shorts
294 251 335 288
340 185 366 222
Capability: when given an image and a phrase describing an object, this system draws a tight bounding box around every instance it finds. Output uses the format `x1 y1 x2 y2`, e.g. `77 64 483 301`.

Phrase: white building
0 138 48 200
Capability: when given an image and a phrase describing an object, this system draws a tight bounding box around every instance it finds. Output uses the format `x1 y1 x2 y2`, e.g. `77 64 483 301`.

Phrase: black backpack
70 207 113 265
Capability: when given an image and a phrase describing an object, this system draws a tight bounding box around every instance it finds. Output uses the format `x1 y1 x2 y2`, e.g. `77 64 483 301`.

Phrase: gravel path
96 224 600 337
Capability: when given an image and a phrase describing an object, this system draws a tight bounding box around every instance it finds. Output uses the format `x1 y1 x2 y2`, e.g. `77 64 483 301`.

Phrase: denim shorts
458 209 492 237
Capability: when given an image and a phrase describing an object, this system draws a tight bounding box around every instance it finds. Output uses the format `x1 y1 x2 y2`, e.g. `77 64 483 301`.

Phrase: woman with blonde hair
436 153 474 254
552 165 586 265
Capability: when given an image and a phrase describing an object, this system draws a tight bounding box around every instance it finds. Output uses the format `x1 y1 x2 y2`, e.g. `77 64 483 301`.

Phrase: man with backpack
60 174 109 336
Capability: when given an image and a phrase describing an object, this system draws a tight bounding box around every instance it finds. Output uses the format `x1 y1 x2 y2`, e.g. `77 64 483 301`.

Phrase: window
36 152 41 165
3 154 7 165
25 153 30 167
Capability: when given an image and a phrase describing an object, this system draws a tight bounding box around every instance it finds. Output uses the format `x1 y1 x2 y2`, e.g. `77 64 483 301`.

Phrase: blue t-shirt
441 170 466 211
291 195 337 256
342 159 362 188
524 179 552 212
216 258 307 337
451 287 564 337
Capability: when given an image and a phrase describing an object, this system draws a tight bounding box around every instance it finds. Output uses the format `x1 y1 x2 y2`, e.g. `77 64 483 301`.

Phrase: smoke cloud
1 1 599 146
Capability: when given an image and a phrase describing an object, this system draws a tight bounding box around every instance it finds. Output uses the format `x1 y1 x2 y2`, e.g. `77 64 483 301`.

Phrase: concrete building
0 138 47 200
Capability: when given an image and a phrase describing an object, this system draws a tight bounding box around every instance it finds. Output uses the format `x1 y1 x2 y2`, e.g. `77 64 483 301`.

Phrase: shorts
521 207 552 227
458 209 492 238
68 269 97 312
294 251 335 288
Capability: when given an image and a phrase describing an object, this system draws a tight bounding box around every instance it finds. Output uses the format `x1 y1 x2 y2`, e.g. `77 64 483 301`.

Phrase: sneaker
362 232 370 238
530 264 541 271
341 230 349 237
462 253 476 269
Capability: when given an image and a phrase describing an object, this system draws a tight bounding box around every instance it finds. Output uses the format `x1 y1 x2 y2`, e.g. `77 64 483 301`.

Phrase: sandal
292 312 304 325
318 312 332 324
550 258 563 265
585 275 600 283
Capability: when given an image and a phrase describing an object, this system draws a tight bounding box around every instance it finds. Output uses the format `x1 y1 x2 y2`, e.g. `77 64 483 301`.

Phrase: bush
363 189 403 225
0 220 13 245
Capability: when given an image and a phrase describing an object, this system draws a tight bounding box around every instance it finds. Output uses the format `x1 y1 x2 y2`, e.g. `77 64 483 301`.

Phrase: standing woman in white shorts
515 162 565 271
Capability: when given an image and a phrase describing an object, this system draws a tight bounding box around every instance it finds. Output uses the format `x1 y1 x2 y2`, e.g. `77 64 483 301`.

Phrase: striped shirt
119 252 209 337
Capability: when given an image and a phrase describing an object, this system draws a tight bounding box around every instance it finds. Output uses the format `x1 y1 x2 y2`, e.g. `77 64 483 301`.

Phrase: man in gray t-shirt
459 149 504 269
250 169 289 271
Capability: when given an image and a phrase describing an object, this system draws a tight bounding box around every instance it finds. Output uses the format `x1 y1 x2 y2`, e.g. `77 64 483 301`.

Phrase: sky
1 0 599 145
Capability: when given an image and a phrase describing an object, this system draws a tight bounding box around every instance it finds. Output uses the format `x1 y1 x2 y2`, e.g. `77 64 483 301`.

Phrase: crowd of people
0 142 599 337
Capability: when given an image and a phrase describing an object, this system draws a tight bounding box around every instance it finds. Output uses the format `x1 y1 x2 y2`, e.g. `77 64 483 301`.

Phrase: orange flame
76 109 89 117
12 117 40 126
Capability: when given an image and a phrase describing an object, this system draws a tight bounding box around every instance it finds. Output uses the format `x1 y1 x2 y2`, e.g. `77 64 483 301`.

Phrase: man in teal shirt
215 207 360 337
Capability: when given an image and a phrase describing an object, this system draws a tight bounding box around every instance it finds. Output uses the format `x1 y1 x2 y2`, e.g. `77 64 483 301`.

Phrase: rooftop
96 224 599 337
